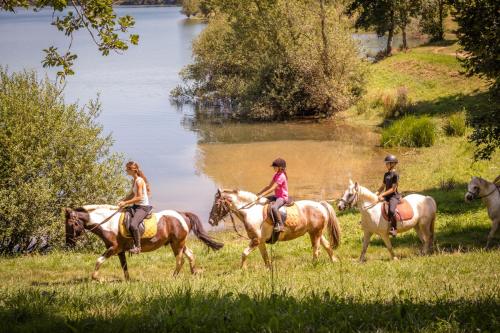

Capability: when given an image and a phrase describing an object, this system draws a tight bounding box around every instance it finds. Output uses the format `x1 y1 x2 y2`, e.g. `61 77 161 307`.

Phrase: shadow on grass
1 289 498 332
411 91 490 117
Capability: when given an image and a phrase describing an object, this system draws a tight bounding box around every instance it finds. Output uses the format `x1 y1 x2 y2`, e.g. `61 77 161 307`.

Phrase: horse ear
354 182 359 190
64 207 72 217
217 188 222 194
349 179 354 186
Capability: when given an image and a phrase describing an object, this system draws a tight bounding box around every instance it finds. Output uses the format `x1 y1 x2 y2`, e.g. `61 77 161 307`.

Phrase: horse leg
309 233 321 261
359 231 372 263
320 235 338 262
486 219 499 248
241 238 259 270
380 234 398 260
171 242 185 276
92 247 116 280
118 251 130 281
183 246 198 274
414 226 425 255
258 243 271 269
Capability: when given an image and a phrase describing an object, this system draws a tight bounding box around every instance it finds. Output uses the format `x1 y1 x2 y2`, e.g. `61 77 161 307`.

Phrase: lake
0 6 404 225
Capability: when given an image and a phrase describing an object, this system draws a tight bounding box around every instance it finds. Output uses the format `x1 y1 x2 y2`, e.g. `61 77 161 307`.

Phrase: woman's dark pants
128 205 152 248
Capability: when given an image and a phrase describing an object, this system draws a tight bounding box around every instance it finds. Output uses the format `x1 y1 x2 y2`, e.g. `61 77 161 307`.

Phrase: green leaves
1 0 140 82
0 69 128 249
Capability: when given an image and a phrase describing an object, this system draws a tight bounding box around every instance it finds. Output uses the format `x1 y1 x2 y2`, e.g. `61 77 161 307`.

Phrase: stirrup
273 223 284 232
389 228 397 237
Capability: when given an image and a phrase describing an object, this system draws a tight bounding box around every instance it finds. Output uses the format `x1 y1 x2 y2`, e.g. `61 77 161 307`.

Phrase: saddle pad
382 199 414 222
119 212 158 239
264 203 301 227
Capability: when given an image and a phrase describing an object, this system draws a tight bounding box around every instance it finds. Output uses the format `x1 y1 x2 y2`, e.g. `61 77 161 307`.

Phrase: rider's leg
129 206 148 254
388 196 399 236
271 198 285 232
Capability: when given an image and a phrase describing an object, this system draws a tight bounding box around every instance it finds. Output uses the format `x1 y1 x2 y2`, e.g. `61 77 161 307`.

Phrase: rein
68 208 123 242
467 186 499 200
340 188 379 211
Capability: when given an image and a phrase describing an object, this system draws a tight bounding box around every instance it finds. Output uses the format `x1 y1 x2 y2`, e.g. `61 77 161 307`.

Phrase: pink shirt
272 171 288 200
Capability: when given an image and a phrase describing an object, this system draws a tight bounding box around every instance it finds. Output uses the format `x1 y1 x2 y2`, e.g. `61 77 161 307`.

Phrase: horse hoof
392 257 399 261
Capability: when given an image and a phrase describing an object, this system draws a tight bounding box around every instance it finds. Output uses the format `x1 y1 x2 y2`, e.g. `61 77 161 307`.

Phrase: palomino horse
465 176 500 248
65 205 223 280
208 189 341 269
338 180 436 261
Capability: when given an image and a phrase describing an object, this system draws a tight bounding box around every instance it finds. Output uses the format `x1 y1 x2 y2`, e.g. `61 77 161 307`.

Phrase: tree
181 0 200 18
172 0 367 120
451 0 500 160
346 0 420 54
419 0 448 42
1 1 139 82
0 69 128 252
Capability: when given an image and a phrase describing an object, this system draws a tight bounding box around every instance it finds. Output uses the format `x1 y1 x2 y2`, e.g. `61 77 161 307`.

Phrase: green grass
443 112 467 137
381 116 436 147
1 136 499 332
1 42 499 332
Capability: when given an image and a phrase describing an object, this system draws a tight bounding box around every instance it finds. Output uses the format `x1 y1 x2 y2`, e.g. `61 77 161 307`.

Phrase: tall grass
443 112 467 137
382 116 436 147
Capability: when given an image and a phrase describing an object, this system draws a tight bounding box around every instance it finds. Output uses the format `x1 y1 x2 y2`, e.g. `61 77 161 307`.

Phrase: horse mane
236 190 258 202
358 184 378 201
82 204 119 212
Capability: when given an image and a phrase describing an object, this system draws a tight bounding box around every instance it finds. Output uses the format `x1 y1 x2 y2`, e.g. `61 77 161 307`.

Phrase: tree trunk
437 0 444 41
402 26 408 50
319 0 331 77
386 10 395 55
386 27 394 55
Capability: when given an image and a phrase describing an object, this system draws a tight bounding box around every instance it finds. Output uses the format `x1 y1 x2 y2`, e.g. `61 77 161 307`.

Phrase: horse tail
183 212 224 251
320 201 341 249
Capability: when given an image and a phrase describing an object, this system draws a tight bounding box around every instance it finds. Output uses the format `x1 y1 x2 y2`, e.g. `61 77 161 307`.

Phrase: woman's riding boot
130 230 141 254
389 217 398 237
273 214 284 232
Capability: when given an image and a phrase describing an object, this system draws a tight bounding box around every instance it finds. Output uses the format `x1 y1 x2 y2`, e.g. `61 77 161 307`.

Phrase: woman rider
118 161 152 254
375 155 401 237
257 158 289 232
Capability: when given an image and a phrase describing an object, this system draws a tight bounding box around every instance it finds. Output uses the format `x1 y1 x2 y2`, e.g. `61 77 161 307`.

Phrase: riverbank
1 41 499 332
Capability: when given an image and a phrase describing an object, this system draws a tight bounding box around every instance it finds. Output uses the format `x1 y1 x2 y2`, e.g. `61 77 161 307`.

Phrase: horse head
338 179 359 211
208 189 235 226
465 176 490 202
64 207 89 247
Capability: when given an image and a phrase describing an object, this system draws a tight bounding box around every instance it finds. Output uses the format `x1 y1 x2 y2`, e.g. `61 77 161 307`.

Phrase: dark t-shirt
383 170 400 200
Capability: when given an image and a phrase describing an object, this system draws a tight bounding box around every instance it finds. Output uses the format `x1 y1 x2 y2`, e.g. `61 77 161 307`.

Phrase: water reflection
188 116 387 200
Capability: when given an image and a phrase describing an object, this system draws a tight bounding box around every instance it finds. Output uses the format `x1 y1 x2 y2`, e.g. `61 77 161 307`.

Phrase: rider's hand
118 201 126 207
378 195 384 202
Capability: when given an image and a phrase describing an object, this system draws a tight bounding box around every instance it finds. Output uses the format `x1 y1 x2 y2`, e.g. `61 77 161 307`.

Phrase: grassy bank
1 43 499 332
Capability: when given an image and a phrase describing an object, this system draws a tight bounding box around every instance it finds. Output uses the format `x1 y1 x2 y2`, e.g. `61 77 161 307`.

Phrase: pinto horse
208 189 341 269
338 180 436 261
65 205 223 280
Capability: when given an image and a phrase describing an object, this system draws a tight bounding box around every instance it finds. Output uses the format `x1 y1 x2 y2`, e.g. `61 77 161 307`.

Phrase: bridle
467 185 499 200
66 208 122 243
339 186 379 210
211 193 255 240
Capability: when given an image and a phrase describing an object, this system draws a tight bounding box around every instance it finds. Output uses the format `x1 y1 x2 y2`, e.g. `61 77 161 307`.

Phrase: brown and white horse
65 205 223 280
208 189 341 269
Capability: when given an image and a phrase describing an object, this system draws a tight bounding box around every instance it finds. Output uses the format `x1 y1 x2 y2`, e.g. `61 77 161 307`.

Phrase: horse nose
464 194 472 202
337 203 344 211
208 218 214 225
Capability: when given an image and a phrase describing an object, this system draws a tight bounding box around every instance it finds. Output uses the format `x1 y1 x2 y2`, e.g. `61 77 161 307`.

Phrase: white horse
208 189 341 269
338 180 437 261
465 176 500 248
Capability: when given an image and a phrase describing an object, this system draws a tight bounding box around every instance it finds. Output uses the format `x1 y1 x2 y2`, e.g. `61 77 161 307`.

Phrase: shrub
382 116 436 147
172 1 367 120
377 87 412 119
443 112 467 136
0 70 128 253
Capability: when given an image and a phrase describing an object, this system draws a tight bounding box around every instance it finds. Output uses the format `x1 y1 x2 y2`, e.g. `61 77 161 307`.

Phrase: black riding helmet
271 158 286 168
384 155 398 163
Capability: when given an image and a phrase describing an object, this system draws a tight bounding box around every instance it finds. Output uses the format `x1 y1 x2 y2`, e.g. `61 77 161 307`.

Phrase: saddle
263 203 301 228
381 199 414 222
119 211 158 239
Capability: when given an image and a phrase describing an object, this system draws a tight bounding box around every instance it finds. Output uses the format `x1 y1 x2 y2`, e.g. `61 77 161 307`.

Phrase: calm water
1 7 401 225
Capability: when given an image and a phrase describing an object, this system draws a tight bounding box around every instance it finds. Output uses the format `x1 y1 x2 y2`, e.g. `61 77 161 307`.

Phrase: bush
172 1 367 120
377 87 412 119
381 116 436 147
0 70 128 252
443 112 466 136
